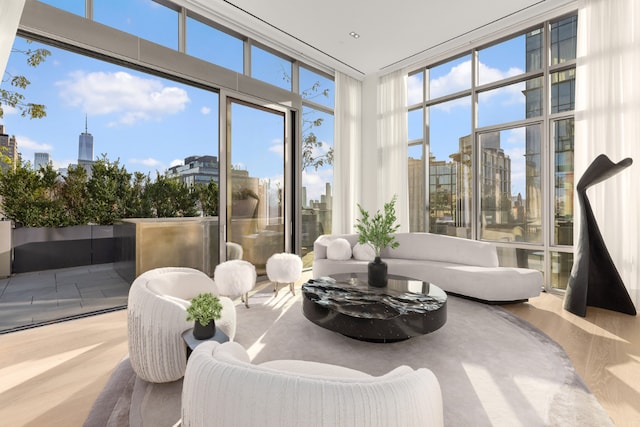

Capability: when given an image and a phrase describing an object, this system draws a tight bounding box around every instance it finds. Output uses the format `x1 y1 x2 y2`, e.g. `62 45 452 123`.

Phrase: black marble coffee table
301 273 447 343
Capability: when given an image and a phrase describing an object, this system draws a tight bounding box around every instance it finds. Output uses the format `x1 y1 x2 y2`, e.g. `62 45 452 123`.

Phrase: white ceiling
184 0 576 78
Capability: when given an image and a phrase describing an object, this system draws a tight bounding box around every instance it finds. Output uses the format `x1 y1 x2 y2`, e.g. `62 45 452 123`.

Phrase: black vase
368 256 388 287
192 319 216 340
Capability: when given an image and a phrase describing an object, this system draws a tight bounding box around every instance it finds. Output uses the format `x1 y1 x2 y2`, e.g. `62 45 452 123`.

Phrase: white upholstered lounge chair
182 341 444 427
127 267 237 383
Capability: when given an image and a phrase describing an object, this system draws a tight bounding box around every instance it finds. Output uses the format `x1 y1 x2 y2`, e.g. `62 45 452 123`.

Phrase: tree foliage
0 43 50 120
282 71 334 171
0 156 218 227
145 173 198 218
195 179 219 217
0 163 63 227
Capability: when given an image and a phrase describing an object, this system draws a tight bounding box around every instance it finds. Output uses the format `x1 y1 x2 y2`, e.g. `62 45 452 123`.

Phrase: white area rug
85 291 613 426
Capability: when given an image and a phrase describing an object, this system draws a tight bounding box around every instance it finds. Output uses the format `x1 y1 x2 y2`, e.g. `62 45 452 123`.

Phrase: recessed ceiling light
349 31 360 39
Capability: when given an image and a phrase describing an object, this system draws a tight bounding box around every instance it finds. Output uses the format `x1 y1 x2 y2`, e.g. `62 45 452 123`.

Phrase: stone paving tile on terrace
0 263 130 333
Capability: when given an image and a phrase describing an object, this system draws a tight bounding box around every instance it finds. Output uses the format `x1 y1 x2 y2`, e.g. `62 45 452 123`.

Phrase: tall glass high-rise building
78 116 93 162
34 152 51 170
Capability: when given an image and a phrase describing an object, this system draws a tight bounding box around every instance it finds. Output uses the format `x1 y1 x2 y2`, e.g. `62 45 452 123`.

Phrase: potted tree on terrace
355 195 400 287
186 292 224 339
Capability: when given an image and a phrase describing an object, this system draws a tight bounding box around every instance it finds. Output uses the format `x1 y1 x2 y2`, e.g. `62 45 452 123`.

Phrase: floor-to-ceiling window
20 0 334 266
299 66 335 267
1 0 335 330
407 14 577 291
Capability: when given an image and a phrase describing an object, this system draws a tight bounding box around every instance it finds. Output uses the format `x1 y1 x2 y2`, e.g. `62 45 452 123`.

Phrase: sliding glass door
224 97 292 275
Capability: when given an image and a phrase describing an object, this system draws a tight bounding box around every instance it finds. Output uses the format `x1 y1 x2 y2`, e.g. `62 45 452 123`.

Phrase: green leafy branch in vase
355 195 400 257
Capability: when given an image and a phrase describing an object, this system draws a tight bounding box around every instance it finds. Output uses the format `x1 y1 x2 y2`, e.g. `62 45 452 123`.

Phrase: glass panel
553 118 574 246
38 0 84 16
480 125 542 243
429 55 471 99
478 29 542 85
407 71 424 105
550 251 573 290
551 69 576 113
496 247 545 274
94 0 178 50
408 108 423 141
251 45 292 91
301 107 334 267
2 36 219 327
429 96 471 238
551 15 578 65
408 144 425 232
300 67 334 109
186 16 243 73
478 77 543 127
228 101 286 274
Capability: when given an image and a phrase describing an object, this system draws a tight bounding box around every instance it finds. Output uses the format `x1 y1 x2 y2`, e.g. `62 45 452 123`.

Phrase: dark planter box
12 225 115 273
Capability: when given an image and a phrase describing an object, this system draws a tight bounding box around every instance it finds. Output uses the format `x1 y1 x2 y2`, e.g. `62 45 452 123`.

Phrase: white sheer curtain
332 72 362 234
0 0 25 79
377 69 409 232
575 0 640 307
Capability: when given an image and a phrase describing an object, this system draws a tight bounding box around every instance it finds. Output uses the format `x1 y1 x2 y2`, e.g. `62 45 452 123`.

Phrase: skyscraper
0 124 19 173
78 116 94 175
34 152 51 170
78 115 93 162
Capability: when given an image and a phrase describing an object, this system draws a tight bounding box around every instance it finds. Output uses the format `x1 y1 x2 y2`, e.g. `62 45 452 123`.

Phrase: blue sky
407 34 531 197
2 0 528 200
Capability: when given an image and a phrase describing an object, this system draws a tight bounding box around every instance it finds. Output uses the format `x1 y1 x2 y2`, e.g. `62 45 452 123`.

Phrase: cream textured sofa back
182 341 444 427
313 233 542 303
380 233 499 267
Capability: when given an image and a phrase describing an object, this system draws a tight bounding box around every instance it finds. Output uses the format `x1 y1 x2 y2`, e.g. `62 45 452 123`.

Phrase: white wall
0 0 26 79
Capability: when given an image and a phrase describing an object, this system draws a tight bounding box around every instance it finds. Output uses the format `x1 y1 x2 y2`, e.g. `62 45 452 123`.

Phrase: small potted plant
355 195 400 287
186 292 224 339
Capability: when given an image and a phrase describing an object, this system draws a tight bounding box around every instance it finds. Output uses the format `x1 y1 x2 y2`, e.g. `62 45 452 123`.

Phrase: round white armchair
127 267 237 383
182 341 443 427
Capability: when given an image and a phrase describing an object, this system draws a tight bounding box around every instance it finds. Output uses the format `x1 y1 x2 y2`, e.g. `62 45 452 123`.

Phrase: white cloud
15 135 53 151
269 138 284 158
302 168 333 202
56 71 190 126
478 63 523 85
200 106 211 115
129 157 162 167
170 158 184 167
0 105 18 115
407 73 423 105
430 60 526 112
430 61 472 99
52 159 76 170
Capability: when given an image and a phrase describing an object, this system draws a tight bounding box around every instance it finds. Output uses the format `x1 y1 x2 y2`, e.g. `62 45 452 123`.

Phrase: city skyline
1 35 334 202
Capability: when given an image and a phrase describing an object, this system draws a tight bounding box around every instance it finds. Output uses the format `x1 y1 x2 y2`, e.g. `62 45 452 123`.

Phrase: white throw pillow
326 238 352 260
352 242 376 261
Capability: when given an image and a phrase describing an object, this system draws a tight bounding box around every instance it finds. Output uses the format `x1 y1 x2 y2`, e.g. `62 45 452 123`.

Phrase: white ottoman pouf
266 253 303 296
214 260 257 308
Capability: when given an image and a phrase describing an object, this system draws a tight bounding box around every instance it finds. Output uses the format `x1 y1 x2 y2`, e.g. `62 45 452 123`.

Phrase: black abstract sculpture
564 154 637 317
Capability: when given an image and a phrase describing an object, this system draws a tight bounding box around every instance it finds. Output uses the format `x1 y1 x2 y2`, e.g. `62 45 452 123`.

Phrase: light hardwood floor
0 291 638 426
503 292 640 426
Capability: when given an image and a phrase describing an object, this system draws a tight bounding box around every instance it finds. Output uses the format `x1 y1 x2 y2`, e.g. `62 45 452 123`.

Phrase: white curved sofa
182 341 443 427
313 233 542 303
127 267 237 383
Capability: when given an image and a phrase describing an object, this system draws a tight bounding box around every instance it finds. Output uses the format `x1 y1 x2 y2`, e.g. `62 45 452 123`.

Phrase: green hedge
0 157 218 227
